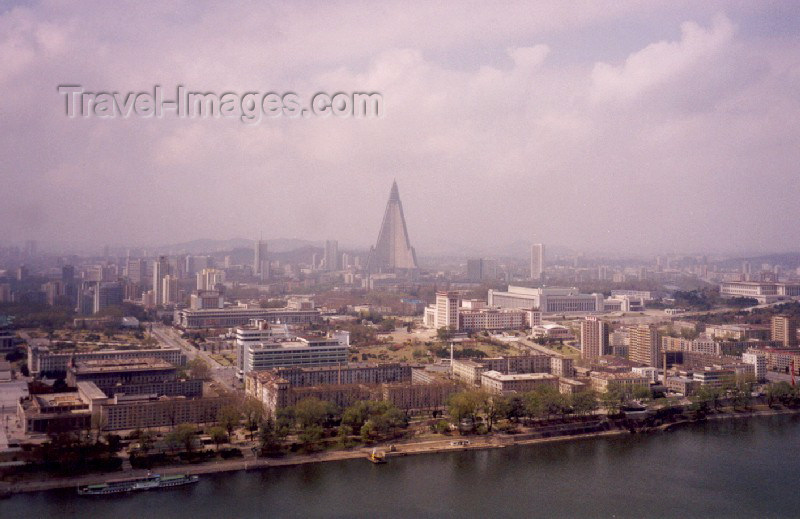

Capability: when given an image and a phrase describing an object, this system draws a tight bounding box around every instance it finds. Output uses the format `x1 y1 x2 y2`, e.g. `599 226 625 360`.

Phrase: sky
2 1 799 257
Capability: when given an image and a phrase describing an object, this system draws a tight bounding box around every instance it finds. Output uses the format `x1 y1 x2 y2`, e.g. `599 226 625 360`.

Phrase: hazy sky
2 1 799 256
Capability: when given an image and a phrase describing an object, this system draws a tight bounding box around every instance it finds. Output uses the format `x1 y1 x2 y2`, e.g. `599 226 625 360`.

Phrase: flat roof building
488 286 603 314
480 370 558 395
589 372 649 394
177 306 321 329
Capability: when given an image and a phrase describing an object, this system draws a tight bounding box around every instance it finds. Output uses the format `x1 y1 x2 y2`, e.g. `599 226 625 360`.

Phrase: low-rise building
237 336 348 378
531 324 572 340
488 286 604 314
28 345 184 376
705 324 771 342
451 354 559 387
177 306 321 329
18 380 227 433
451 359 487 386
693 366 736 387
382 382 459 413
558 378 587 395
589 372 649 394
631 366 659 384
480 370 558 395
550 356 574 377
666 376 701 396
245 362 416 415
66 358 178 394
719 281 800 304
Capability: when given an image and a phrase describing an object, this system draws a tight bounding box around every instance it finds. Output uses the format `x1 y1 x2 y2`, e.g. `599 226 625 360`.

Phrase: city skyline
2 3 800 255
5 2 800 513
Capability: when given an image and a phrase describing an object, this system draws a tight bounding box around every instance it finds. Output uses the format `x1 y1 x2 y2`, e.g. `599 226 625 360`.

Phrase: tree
138 430 156 455
360 420 376 443
242 397 265 440
167 423 198 453
436 327 453 342
694 385 722 412
538 387 568 419
485 395 510 432
218 405 241 439
600 389 624 415
299 425 324 452
342 401 371 431
275 407 295 438
367 406 405 438
188 358 212 380
523 391 545 422
337 424 354 448
447 390 485 426
209 426 228 451
572 391 599 416
765 382 793 407
295 398 337 429
633 386 652 402
258 417 282 455
505 396 526 422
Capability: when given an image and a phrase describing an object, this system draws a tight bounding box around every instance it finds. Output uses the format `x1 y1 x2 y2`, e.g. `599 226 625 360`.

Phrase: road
150 324 240 392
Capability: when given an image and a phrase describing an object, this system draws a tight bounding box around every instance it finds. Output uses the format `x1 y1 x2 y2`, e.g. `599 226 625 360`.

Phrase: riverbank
660 406 800 431
4 406 799 496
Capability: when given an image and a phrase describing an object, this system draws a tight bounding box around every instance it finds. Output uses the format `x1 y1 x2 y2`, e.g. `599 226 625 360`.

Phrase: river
5 414 800 518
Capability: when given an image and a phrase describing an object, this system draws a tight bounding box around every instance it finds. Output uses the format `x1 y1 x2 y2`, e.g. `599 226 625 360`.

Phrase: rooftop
482 370 557 382
72 357 174 374
590 371 649 381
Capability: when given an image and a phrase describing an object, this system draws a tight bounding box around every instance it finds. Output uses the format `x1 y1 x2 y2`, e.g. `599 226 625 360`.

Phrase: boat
77 473 199 495
368 448 387 464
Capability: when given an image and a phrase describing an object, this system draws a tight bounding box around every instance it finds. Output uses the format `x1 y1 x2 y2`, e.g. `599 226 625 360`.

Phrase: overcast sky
2 1 799 256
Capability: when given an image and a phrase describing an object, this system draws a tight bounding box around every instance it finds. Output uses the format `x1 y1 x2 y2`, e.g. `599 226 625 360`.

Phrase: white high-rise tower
531 243 544 280
254 239 269 280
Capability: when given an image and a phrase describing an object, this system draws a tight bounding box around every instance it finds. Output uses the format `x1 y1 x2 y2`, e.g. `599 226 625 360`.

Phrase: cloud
591 14 735 102
1 2 799 256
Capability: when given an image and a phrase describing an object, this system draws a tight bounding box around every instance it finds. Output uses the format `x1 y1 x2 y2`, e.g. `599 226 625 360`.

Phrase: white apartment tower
161 274 178 305
324 240 340 271
152 255 168 306
435 291 460 331
254 239 269 280
531 243 544 280
197 268 225 291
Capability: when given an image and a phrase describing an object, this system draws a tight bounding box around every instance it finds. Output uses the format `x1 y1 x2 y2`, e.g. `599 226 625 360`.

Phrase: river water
5 414 800 518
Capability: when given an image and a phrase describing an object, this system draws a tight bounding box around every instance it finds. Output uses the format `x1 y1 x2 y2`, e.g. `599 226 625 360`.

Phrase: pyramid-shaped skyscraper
367 181 419 273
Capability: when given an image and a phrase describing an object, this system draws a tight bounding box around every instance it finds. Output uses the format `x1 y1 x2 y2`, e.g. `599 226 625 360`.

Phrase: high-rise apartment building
185 255 211 276
93 281 123 314
771 316 799 347
125 258 146 284
434 291 460 331
467 258 498 282
531 243 544 280
629 324 660 367
580 316 609 361
324 240 339 271
161 275 178 305
152 255 169 306
254 239 269 280
197 268 225 291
